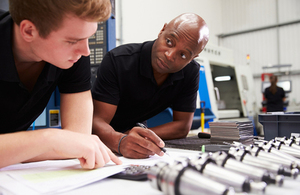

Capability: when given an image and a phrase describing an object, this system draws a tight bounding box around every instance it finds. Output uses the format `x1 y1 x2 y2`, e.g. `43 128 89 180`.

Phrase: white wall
115 0 222 46
219 0 300 111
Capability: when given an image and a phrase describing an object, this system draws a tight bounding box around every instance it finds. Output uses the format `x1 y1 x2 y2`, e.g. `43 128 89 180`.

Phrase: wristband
118 135 128 156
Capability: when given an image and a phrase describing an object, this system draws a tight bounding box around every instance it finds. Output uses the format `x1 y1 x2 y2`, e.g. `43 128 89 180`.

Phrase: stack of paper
0 159 125 195
209 120 254 145
0 149 189 195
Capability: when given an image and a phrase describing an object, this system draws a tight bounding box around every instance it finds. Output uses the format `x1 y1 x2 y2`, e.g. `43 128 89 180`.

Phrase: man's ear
192 54 199 59
19 20 39 42
158 23 167 37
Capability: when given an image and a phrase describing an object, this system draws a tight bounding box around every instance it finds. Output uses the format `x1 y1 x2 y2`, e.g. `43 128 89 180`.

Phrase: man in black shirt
92 13 209 158
264 75 286 112
0 0 121 169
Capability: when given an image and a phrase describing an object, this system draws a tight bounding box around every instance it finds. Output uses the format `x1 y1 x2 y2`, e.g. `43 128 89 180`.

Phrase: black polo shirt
264 86 285 112
0 11 91 133
92 41 200 132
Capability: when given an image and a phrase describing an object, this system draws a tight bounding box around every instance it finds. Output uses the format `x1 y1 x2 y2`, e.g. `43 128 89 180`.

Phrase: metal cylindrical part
189 155 267 193
291 136 300 145
202 163 250 192
224 158 282 186
211 151 280 185
229 147 296 178
148 161 235 195
268 147 300 169
148 161 169 191
250 146 299 170
249 181 267 194
179 168 235 195
271 140 300 158
290 143 300 150
242 153 291 176
224 158 266 180
278 144 300 158
160 163 180 195
262 143 300 169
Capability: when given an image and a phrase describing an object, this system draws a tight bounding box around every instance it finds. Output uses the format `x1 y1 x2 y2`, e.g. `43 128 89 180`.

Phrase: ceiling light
214 76 231 82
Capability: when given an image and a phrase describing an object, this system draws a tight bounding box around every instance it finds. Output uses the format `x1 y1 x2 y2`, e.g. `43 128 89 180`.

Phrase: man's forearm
0 129 62 168
92 121 124 153
150 121 191 140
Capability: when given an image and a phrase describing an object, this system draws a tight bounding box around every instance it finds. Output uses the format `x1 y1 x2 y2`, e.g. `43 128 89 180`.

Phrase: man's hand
119 127 165 159
49 130 122 169
77 134 123 169
0 129 122 169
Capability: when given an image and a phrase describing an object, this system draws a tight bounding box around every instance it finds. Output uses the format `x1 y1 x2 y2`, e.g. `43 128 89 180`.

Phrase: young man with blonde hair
0 0 121 169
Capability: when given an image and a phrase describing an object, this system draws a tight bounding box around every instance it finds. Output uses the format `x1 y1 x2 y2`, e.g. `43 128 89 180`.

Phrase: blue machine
192 65 216 129
147 108 173 128
147 65 216 129
28 88 60 130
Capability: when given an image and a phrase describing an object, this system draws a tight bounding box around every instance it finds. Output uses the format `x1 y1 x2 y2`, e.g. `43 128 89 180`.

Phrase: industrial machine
196 43 257 122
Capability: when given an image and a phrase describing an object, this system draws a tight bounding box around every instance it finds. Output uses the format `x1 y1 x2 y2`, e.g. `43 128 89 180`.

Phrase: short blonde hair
9 0 111 38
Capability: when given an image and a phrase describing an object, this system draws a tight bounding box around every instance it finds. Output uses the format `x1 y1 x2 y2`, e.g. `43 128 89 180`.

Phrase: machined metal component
147 136 300 194
147 161 235 195
290 136 300 145
188 153 267 193
229 147 297 179
275 136 300 150
246 144 299 171
260 142 300 170
270 139 300 159
210 151 283 186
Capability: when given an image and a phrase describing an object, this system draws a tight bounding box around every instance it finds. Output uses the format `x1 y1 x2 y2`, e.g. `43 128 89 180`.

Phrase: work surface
1 137 300 195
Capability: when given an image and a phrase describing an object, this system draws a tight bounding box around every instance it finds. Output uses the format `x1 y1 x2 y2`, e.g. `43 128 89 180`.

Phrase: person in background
0 0 122 169
264 75 286 112
92 13 209 159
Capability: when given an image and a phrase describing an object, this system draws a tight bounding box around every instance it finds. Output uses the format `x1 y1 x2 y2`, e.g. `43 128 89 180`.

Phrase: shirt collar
0 11 57 83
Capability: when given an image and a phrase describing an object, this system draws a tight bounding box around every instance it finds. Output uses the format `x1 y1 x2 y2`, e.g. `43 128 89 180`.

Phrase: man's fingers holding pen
122 127 165 158
120 137 154 159
143 137 164 156
135 126 164 146
135 126 165 148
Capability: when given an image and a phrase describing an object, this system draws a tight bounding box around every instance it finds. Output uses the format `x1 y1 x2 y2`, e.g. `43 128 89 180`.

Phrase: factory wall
219 0 300 111
115 0 222 46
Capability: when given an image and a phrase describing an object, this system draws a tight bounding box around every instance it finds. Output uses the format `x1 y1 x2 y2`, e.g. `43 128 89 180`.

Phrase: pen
136 122 167 154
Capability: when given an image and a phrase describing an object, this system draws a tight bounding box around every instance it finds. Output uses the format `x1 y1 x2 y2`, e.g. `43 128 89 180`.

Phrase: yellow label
49 110 59 114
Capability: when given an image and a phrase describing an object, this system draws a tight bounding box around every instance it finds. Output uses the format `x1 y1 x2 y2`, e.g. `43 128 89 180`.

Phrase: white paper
119 147 199 166
0 148 200 195
0 159 125 195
